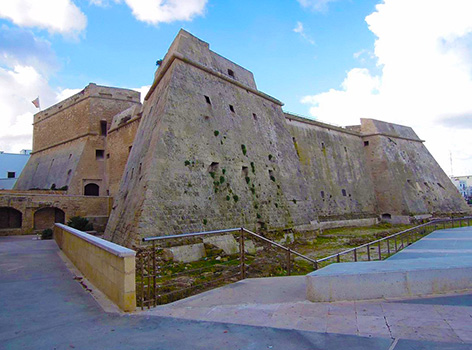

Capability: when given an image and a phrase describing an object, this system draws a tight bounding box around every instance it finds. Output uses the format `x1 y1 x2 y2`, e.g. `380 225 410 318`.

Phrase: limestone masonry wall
4 29 468 244
104 30 469 247
15 84 140 195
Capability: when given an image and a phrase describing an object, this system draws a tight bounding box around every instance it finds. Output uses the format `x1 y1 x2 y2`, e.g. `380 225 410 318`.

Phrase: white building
451 175 472 203
0 150 31 189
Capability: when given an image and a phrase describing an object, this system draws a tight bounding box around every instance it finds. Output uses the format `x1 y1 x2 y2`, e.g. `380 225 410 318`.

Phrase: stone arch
34 207 65 230
84 183 99 196
0 207 22 229
381 213 392 220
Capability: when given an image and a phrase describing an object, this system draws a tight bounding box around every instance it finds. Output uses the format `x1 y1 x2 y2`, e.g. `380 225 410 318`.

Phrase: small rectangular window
96 150 105 160
229 105 235 113
253 113 257 120
204 95 211 105
128 146 132 153
100 121 107 136
342 189 347 196
321 191 325 199
228 69 235 78
7 171 15 178
364 141 369 146
106 153 110 159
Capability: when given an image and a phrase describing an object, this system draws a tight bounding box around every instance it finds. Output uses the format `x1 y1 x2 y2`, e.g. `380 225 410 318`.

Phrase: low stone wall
54 223 136 311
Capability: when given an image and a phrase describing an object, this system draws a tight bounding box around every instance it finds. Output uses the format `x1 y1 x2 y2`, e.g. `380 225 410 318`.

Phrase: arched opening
381 213 392 220
34 207 65 230
84 183 99 196
0 207 22 229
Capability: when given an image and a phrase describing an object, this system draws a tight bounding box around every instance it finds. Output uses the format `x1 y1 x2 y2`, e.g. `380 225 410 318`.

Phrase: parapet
34 83 141 125
360 118 422 142
146 29 258 100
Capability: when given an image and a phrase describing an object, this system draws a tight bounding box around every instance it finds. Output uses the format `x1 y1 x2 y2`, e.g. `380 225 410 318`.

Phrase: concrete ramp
306 256 472 302
306 227 472 302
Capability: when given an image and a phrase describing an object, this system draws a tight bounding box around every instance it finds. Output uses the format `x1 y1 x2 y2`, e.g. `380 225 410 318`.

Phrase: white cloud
0 25 58 74
301 0 472 175
131 85 151 103
293 21 315 45
0 0 87 36
123 0 207 24
0 65 57 153
297 0 337 12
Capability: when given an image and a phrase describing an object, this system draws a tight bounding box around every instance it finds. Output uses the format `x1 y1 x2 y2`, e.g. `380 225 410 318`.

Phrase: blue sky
1 0 472 176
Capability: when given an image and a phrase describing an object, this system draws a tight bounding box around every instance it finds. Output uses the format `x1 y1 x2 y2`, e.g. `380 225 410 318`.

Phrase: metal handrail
143 228 242 242
143 227 317 264
315 216 472 265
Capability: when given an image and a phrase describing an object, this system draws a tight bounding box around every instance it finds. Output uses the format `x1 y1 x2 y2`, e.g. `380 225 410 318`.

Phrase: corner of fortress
99 29 469 247
9 29 468 245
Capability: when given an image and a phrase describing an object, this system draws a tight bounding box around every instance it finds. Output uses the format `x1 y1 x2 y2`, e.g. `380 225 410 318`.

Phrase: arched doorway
34 207 65 230
84 183 99 196
0 207 22 229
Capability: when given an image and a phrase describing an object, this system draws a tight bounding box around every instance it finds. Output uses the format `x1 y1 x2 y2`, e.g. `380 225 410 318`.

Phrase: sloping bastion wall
1 29 468 246
104 30 469 247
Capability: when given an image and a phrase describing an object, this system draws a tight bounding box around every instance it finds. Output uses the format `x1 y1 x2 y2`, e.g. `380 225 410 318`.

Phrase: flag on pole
31 97 40 109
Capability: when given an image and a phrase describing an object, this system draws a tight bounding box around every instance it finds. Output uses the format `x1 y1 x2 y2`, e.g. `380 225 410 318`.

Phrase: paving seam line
388 338 399 350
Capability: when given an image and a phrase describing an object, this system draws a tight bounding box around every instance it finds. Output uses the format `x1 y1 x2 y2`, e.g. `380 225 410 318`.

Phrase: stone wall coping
145 52 283 107
55 223 135 257
361 132 424 143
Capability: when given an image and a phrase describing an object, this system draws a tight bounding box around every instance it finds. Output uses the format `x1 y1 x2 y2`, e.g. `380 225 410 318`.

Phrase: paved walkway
1 229 472 349
144 227 472 347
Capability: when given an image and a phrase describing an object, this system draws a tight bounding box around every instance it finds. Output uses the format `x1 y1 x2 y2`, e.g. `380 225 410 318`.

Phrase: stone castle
8 29 469 246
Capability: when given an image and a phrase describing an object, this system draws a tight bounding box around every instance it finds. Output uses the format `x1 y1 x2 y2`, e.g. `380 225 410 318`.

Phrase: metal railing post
152 241 157 307
353 248 357 262
336 254 340 263
378 242 382 260
367 244 371 261
387 238 390 255
240 228 246 279
286 249 291 276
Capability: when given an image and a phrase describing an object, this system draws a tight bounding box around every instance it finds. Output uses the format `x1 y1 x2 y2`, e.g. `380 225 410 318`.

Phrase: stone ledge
306 256 472 302
55 223 135 258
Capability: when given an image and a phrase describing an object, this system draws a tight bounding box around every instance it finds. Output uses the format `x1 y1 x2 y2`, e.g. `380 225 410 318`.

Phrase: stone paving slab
0 236 398 350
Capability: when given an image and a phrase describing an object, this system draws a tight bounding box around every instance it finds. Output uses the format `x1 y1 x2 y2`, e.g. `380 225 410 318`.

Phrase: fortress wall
0 190 110 234
106 105 142 197
106 38 317 246
361 119 469 216
17 84 140 196
285 115 377 220
14 141 86 191
105 62 176 246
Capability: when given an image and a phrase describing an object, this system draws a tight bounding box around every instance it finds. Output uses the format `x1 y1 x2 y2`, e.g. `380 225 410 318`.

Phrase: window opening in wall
253 113 257 120
100 120 107 136
364 141 369 146
84 183 99 196
321 142 325 149
208 162 219 173
128 146 132 153
106 153 110 159
7 172 15 178
344 146 347 152
342 189 347 196
242 166 249 177
229 105 235 113
228 69 235 77
96 150 104 160
321 191 325 199
204 95 211 105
